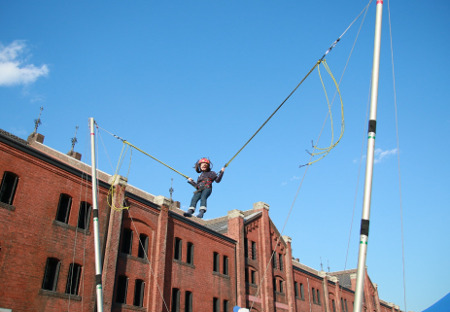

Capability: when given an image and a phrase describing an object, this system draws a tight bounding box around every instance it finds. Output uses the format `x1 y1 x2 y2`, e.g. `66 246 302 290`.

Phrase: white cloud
0 41 49 86
374 148 398 163
353 148 398 164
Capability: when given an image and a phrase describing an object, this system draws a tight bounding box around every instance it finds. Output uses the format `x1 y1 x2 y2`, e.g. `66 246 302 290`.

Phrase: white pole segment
89 117 104 312
353 1 383 311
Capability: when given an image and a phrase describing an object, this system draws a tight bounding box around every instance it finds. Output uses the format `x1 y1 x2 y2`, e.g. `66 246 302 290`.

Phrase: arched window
133 279 145 307
138 234 149 258
65 263 82 295
42 257 61 291
56 193 72 223
0 171 19 205
121 228 133 255
77 201 91 230
116 275 128 303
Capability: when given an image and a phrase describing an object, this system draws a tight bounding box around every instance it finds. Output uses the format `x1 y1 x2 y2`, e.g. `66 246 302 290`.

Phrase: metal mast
89 118 104 312
353 1 384 311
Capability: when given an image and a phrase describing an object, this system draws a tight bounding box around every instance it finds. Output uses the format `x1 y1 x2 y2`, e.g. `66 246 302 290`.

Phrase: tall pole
353 1 383 311
89 118 104 312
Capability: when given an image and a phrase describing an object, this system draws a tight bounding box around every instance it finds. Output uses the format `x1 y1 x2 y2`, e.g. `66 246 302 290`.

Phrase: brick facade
0 129 403 312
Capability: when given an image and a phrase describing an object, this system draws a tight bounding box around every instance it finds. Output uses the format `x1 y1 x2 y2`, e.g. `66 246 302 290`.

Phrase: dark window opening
279 254 283 271
116 275 128 304
223 300 229 312
0 171 18 205
213 297 219 312
244 238 248 258
138 234 149 258
223 255 228 275
185 291 193 312
65 263 82 295
77 201 91 230
133 279 145 307
272 252 277 269
171 288 180 312
56 193 72 223
186 242 194 264
251 241 257 260
251 270 256 284
300 283 304 299
42 257 60 291
121 228 133 255
213 252 219 272
174 237 182 260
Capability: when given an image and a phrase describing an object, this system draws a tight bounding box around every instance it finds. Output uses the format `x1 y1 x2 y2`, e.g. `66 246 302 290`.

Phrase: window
116 275 128 303
213 297 219 312
171 288 180 312
133 279 145 307
300 283 304 299
223 299 229 312
245 268 249 283
174 237 182 260
279 280 283 293
272 252 277 269
332 299 336 312
185 291 193 312
317 289 321 304
77 201 91 230
279 254 283 271
344 299 348 312
56 194 72 223
251 269 256 284
65 263 82 295
213 252 219 272
251 241 257 260
42 257 60 291
121 228 133 255
294 282 299 298
0 171 18 205
312 287 316 303
341 298 345 312
138 234 149 259
244 238 248 258
273 278 277 292
186 242 194 264
223 256 228 275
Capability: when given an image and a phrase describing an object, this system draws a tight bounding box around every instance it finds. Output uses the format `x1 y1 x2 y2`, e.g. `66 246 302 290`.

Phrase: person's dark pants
189 188 212 211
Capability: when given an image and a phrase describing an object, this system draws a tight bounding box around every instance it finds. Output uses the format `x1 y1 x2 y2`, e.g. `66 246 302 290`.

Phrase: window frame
77 201 92 230
174 237 182 261
133 279 145 307
138 234 149 259
42 257 61 291
55 193 72 224
0 171 19 205
65 262 82 295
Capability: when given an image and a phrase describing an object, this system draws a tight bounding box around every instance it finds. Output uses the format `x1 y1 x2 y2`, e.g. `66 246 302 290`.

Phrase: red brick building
0 129 403 312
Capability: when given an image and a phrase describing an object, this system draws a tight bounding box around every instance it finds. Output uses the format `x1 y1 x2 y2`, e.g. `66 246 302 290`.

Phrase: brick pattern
0 133 403 312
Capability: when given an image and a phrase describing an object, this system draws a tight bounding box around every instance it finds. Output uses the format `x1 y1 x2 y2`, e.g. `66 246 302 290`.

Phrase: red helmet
198 158 210 165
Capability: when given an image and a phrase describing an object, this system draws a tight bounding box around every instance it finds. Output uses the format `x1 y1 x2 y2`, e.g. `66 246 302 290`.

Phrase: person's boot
196 209 206 218
184 208 194 217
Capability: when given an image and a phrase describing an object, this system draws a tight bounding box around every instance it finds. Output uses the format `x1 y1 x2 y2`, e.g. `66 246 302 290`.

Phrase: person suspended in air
183 158 225 219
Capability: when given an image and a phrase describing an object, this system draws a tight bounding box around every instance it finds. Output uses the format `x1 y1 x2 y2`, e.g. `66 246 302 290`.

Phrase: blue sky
1 1 449 311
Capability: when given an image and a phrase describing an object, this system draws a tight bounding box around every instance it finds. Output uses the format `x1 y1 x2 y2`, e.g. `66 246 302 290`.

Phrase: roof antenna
169 178 174 203
320 257 324 271
32 106 44 134
327 259 330 273
69 125 79 153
